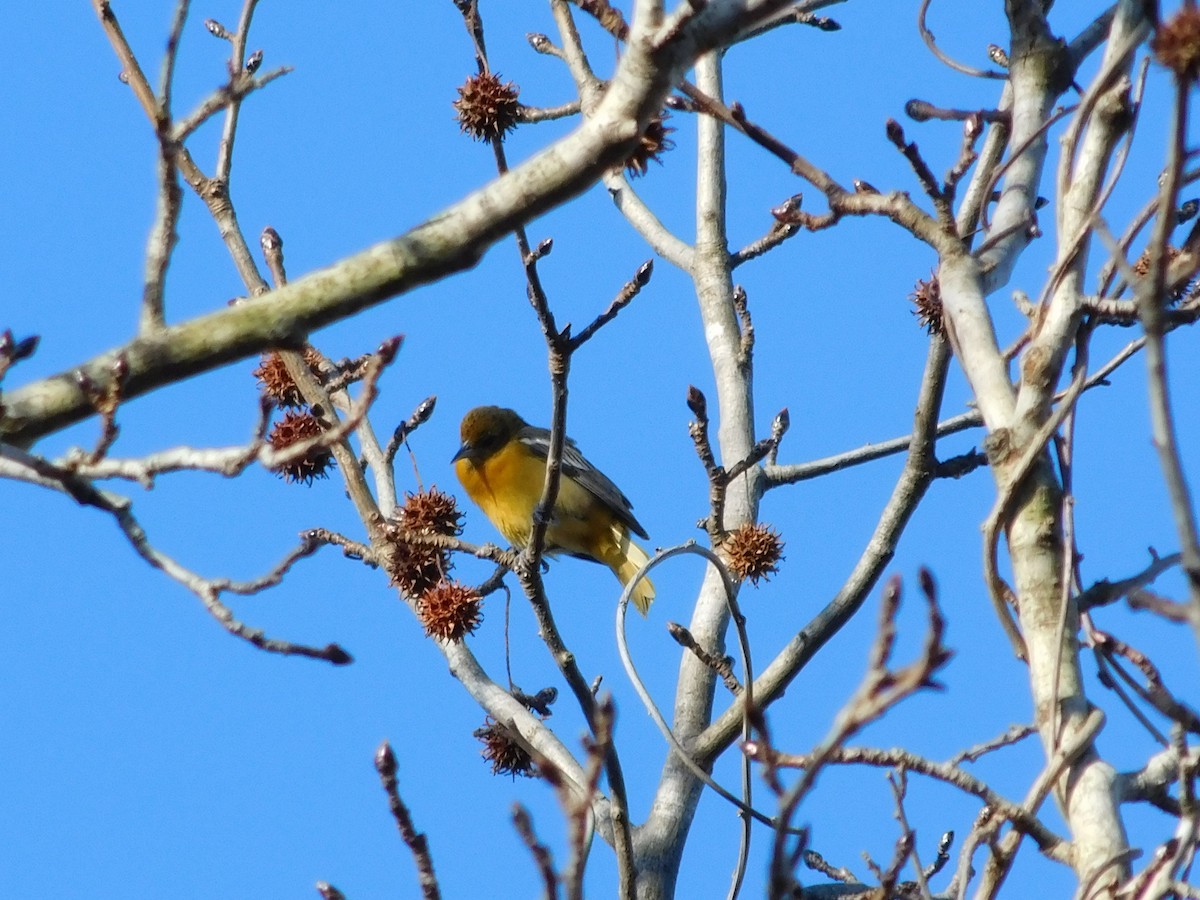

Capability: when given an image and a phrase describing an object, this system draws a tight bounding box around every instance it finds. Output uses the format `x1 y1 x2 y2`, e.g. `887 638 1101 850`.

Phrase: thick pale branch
9 0 783 449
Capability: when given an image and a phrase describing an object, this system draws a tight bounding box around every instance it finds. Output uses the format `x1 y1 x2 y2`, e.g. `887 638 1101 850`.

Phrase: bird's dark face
452 406 525 464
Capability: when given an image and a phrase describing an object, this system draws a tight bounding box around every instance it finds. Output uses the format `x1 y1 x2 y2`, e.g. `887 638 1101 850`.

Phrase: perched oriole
452 406 655 613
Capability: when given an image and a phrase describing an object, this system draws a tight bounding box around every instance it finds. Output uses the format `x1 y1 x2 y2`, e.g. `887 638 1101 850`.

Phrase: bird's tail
612 532 655 615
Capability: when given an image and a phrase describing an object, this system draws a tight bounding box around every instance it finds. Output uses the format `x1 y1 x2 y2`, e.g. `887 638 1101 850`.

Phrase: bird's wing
516 425 649 539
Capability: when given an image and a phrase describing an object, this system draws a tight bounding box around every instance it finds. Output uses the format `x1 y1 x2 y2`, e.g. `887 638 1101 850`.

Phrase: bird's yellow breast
454 440 622 561
454 440 547 546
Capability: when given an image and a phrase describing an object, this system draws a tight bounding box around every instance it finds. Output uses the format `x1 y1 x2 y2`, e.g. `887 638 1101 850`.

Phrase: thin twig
569 260 654 350
916 0 1005 80
950 723 1037 766
764 407 981 487
518 101 581 123
3 449 352 663
972 709 1105 897
1092 630 1200 734
215 0 263 181
885 117 954 228
449 5 643 889
171 65 292 142
562 698 612 900
614 544 789 832
696 337 952 763
906 99 1007 125
374 742 442 900
731 218 799 268
139 0 190 334
512 805 559 900
1091 639 1170 746
1077 552 1183 612
761 571 953 895
759 744 1066 858
1136 75 1200 650
667 621 742 694
889 770 934 899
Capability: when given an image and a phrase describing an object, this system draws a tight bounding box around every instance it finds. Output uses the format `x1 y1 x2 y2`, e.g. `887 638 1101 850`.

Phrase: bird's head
452 406 527 465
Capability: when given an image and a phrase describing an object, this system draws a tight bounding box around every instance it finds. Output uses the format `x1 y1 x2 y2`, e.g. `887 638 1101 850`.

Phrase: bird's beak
451 442 476 463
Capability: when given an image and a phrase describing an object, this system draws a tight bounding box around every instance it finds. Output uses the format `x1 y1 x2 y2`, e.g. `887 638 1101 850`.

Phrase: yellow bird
452 406 655 614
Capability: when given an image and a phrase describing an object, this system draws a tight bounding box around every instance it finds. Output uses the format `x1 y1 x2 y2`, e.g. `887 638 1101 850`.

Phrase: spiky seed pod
253 348 325 408
625 113 675 177
268 410 335 484
399 487 464 537
384 537 447 598
453 72 521 143
384 488 464 598
474 718 537 778
1133 246 1187 303
911 273 945 336
1152 8 1200 79
1132 245 1181 276
724 522 785 586
418 580 482 642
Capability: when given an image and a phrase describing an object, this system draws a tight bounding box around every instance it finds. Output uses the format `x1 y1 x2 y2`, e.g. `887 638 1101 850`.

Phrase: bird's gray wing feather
516 425 649 539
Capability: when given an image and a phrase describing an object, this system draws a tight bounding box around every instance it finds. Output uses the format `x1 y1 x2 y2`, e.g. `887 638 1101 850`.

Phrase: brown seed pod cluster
384 488 464 598
724 522 785 586
417 580 482 642
267 410 335 484
253 348 325 408
910 273 944 336
1133 245 1187 303
453 72 521 143
1152 8 1200 80
399 487 464 536
625 113 675 177
385 539 447 598
474 718 537 778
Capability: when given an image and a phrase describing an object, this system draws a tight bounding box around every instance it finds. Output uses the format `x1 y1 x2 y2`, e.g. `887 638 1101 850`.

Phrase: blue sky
3 2 1199 898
